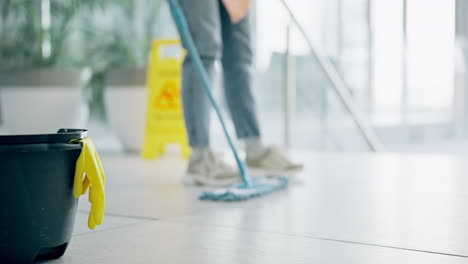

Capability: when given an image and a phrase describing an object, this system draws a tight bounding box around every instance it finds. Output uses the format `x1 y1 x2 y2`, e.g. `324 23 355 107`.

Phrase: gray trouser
178 0 261 147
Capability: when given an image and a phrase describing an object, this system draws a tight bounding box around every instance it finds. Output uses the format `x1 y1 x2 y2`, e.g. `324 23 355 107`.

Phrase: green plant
82 0 163 71
0 0 163 120
0 0 105 69
80 0 163 120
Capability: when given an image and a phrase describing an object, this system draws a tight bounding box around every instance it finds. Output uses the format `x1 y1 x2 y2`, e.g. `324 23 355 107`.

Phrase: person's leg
177 0 240 186
178 0 221 149
219 3 304 173
219 3 262 141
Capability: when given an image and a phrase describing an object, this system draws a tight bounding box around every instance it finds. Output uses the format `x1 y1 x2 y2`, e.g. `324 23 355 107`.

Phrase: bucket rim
0 129 88 145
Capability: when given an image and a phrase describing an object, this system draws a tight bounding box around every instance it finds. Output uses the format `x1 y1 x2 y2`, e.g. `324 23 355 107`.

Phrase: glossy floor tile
174 153 468 257
77 155 216 219
73 212 148 236
36 152 468 263
40 221 468 264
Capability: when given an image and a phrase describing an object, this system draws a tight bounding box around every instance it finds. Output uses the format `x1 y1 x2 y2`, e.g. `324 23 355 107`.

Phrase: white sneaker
184 150 241 187
246 146 304 175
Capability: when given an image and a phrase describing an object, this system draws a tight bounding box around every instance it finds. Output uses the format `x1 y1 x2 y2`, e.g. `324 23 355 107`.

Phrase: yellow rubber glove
72 138 106 230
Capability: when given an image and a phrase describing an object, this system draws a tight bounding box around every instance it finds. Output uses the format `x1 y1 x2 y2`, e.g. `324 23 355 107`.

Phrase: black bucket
0 129 87 264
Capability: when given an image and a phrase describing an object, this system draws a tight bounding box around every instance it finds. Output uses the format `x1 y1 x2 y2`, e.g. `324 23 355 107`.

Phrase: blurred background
1 0 467 155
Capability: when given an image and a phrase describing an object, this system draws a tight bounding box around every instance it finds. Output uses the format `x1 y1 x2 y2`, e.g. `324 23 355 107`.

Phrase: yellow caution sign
142 39 190 159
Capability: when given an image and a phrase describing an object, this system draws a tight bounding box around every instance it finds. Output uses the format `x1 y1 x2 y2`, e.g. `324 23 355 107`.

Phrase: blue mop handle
168 0 252 187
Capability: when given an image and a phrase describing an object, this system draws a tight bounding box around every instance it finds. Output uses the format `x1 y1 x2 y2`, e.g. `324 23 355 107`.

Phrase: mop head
200 176 288 201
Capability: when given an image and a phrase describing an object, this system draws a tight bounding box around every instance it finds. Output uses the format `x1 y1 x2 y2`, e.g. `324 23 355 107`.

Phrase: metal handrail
280 0 385 152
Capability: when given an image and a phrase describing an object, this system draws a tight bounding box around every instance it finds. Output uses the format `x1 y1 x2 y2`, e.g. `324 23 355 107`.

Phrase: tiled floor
39 152 468 263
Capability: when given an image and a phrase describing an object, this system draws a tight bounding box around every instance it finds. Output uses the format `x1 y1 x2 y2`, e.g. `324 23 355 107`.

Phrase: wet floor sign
142 39 190 159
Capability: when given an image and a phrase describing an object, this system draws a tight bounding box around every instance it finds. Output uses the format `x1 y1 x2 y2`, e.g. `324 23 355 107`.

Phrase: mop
168 0 288 201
